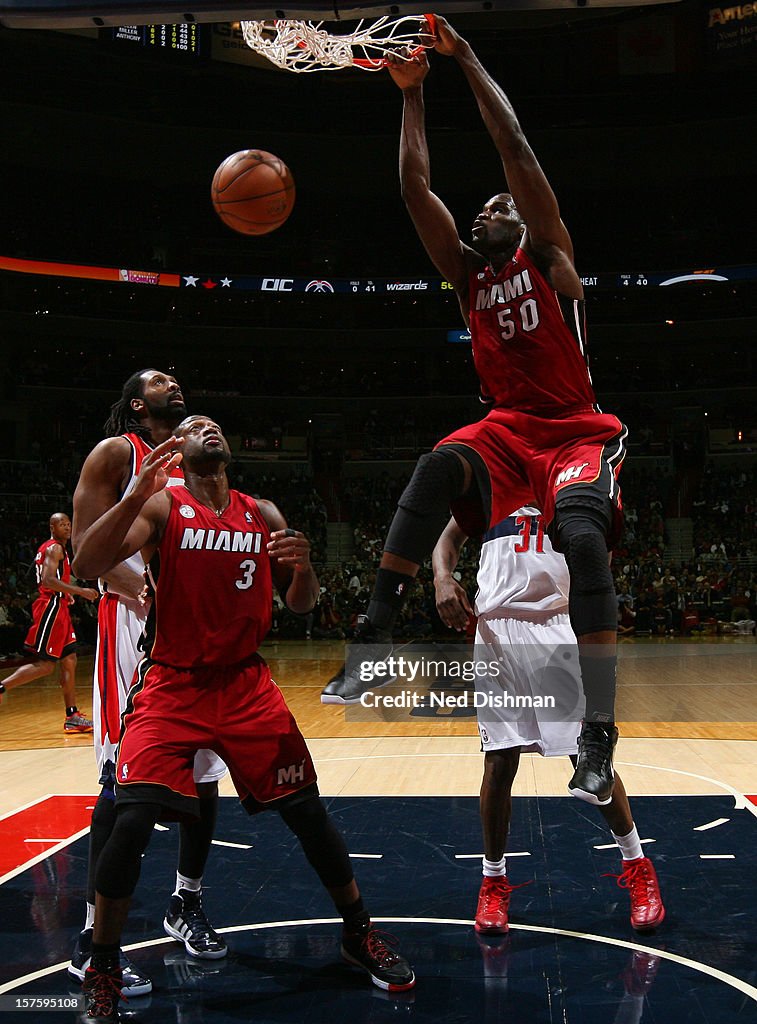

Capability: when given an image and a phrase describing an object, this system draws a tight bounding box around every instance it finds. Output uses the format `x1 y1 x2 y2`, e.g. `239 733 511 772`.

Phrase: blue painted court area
1 795 756 1023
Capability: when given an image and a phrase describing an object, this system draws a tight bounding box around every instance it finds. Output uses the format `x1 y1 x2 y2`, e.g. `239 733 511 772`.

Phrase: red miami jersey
469 247 597 416
34 538 70 594
145 486 272 668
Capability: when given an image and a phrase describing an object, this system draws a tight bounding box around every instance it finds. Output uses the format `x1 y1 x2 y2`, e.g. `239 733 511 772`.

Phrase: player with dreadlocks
69 370 228 1000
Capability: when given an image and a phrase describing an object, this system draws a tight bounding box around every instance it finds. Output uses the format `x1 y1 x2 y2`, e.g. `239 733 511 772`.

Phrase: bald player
0 513 98 731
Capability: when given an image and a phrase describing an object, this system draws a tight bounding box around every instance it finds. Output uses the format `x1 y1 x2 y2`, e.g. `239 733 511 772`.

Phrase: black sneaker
321 615 395 705
341 926 415 992
568 721 618 805
68 928 152 998
163 889 228 960
81 963 122 1022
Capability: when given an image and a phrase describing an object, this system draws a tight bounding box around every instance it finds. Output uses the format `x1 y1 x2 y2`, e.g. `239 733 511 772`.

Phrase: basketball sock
482 855 507 877
612 826 644 862
90 942 120 972
174 872 202 896
578 654 617 725
366 569 414 632
339 897 370 934
66 706 78 717
84 902 95 931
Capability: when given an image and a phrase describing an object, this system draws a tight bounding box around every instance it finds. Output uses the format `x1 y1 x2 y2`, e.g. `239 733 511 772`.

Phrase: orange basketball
211 150 295 236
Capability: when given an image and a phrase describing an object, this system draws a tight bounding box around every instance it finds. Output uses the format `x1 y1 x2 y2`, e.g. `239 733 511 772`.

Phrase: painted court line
2 917 756 1003
694 818 730 831
455 852 531 858
212 840 253 850
594 838 655 850
700 854 735 860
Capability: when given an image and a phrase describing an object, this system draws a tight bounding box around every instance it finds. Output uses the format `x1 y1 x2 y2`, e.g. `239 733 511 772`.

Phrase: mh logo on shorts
555 462 589 487
277 760 306 786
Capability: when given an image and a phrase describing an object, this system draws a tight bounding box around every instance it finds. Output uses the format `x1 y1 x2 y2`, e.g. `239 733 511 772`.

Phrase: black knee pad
278 796 354 889
87 788 118 904
384 448 467 564
556 515 617 636
91 786 117 827
398 448 467 516
95 803 161 900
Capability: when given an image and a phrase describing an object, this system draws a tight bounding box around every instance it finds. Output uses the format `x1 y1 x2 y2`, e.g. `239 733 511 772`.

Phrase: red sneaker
608 857 665 932
475 876 516 935
620 949 662 996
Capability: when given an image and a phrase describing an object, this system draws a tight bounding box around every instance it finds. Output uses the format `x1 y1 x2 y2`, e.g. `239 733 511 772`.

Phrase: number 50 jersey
145 486 273 668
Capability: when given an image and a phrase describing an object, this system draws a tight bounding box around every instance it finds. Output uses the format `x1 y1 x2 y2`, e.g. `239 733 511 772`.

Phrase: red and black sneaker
608 857 665 932
475 875 517 935
341 925 415 992
82 963 122 1022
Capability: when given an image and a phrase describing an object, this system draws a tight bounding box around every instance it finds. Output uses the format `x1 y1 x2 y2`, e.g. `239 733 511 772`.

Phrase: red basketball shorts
115 655 316 818
24 594 77 660
437 407 626 545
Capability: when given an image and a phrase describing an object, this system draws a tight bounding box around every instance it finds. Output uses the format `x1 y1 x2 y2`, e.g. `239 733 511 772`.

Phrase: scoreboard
107 22 203 57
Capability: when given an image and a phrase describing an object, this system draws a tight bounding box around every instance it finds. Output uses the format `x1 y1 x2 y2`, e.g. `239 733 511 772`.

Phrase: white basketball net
240 14 434 73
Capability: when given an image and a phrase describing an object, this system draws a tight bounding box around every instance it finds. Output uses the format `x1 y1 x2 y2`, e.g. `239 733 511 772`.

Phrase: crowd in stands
1 457 755 656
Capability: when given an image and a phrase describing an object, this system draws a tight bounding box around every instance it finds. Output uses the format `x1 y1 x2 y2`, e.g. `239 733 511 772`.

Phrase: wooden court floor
1 637 756 818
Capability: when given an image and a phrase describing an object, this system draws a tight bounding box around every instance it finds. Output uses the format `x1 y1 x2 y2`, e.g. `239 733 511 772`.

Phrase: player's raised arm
432 15 577 278
72 437 179 579
259 501 320 615
72 435 149 601
388 51 472 308
72 436 134 548
432 517 474 631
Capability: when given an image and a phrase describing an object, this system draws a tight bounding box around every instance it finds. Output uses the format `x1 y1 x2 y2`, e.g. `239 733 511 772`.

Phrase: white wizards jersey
475 506 569 618
116 433 184 579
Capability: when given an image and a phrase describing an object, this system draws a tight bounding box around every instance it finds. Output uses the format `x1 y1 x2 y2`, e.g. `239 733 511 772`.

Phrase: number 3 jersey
469 246 597 415
144 486 273 668
475 506 569 620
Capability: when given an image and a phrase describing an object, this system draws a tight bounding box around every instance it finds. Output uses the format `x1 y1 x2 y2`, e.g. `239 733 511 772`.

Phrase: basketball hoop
240 13 436 73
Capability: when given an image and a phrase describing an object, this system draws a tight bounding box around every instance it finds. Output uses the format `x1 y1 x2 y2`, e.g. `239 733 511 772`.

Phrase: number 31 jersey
469 247 597 416
145 486 272 668
475 506 569 619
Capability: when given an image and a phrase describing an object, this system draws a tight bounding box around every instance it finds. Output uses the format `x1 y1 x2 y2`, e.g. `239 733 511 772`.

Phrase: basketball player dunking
72 416 414 1021
432 510 664 936
323 16 625 808
70 370 227 998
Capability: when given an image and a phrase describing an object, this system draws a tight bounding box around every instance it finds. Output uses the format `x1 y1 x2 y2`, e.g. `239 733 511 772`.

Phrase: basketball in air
211 150 295 236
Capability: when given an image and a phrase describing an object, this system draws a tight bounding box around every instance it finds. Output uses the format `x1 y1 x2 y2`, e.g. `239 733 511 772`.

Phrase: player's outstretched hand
78 587 100 602
386 49 430 90
132 435 184 503
435 575 473 631
267 529 312 574
431 15 463 56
